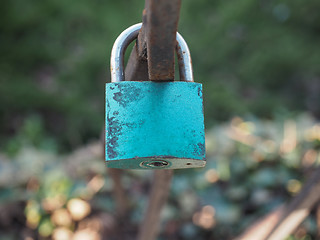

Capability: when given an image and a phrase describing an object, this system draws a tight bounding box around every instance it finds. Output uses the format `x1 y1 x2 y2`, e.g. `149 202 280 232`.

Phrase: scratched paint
105 81 206 169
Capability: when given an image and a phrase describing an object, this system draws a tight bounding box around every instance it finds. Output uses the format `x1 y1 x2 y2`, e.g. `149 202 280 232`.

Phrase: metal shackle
110 23 193 82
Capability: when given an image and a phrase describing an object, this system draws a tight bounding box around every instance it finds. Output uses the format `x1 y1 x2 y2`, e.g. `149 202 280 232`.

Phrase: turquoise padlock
106 23 205 169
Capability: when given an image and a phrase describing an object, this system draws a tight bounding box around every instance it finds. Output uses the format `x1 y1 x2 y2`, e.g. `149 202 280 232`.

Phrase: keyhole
140 160 170 168
147 161 169 168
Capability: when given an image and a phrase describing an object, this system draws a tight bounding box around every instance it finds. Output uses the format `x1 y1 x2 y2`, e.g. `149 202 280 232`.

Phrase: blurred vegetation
1 0 320 150
1 0 320 239
0 113 319 239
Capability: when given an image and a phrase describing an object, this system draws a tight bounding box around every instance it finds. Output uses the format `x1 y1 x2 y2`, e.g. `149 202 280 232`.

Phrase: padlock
106 23 205 169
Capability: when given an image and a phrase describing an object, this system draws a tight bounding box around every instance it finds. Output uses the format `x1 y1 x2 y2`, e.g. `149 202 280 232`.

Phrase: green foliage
1 0 320 149
0 0 144 150
1 1 320 238
4 115 57 156
179 0 320 123
1 113 319 239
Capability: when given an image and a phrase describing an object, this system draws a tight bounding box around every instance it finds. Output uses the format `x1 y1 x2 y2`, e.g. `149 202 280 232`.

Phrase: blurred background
1 0 320 239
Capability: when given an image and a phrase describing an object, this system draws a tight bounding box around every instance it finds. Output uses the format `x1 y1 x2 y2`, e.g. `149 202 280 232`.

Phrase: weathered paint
105 81 206 169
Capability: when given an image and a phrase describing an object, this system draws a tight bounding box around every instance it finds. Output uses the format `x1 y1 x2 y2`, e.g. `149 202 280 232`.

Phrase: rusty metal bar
136 0 181 239
125 8 148 81
137 170 174 240
125 0 181 81
145 0 181 81
124 48 149 81
112 1 182 239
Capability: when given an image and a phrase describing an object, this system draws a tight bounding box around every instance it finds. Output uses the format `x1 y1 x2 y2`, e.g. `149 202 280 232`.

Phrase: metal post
121 1 181 239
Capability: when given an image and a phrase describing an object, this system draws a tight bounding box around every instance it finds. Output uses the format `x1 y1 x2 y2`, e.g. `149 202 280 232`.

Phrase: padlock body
105 81 205 169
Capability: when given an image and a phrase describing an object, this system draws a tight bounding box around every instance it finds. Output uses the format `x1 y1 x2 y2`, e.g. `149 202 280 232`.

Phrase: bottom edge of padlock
105 157 206 170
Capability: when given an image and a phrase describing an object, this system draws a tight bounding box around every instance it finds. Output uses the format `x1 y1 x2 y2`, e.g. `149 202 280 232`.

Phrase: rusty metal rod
137 170 174 240
110 1 182 240
145 0 181 81
137 1 181 240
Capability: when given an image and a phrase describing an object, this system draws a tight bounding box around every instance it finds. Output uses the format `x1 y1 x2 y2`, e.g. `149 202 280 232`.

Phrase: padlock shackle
176 32 193 83
110 23 194 82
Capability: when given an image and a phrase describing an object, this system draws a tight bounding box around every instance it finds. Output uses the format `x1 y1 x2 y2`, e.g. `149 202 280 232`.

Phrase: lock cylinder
140 160 170 169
